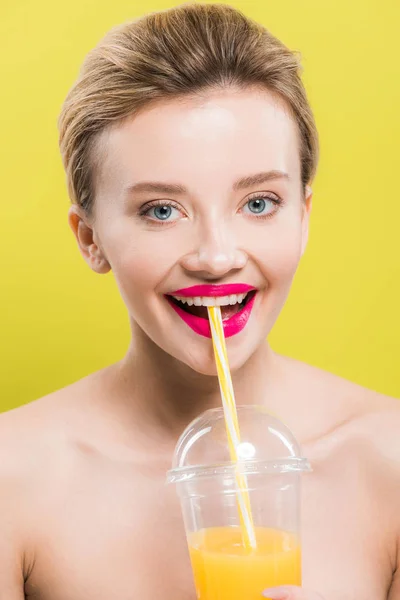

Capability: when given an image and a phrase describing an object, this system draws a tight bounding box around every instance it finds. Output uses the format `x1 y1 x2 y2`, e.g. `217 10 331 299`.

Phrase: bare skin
1 352 399 600
2 87 398 599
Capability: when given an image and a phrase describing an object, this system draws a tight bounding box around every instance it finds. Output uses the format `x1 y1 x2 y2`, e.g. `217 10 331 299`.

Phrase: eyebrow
123 170 291 197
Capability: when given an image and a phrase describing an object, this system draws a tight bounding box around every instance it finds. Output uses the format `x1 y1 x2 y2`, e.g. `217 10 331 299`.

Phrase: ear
68 205 111 274
300 185 313 257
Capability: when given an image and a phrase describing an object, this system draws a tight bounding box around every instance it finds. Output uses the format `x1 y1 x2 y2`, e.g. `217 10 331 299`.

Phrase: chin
173 337 258 377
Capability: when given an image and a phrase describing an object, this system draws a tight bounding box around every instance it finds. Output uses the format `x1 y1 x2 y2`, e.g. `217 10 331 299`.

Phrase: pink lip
169 284 256 297
165 291 257 338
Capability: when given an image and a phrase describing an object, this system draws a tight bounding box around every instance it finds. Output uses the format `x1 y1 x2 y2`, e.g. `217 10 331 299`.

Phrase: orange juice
188 526 301 600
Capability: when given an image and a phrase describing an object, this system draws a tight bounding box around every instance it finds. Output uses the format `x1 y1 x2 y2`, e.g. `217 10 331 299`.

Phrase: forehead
97 87 301 200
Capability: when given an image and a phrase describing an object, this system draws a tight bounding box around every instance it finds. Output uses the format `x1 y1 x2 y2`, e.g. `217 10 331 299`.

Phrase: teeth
172 292 249 307
202 297 217 307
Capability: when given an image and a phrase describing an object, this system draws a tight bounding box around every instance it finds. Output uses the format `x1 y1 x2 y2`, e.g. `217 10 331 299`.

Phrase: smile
165 284 257 338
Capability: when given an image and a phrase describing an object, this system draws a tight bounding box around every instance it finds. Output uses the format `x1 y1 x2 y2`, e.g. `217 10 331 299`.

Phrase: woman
0 3 398 599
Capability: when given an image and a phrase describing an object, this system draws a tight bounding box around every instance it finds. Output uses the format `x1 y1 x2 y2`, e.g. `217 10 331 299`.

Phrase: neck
110 323 282 443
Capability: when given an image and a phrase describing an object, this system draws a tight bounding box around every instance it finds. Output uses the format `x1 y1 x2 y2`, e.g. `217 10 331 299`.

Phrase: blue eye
243 195 279 217
248 198 267 213
153 205 172 220
143 202 181 222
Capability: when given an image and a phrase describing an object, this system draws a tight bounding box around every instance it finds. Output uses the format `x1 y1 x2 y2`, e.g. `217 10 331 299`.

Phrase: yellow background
1 0 399 412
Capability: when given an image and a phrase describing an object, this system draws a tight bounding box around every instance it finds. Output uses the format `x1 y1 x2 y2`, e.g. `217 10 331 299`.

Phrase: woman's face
76 87 312 374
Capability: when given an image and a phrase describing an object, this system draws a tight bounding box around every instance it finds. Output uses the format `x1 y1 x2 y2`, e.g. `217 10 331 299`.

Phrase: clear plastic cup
166 405 311 600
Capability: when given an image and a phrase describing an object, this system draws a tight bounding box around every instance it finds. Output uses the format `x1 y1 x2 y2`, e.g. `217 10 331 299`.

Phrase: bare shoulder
278 353 399 416
0 366 111 482
0 365 112 504
0 371 91 439
0 367 114 586
348 388 400 465
276 353 400 455
282 358 400 593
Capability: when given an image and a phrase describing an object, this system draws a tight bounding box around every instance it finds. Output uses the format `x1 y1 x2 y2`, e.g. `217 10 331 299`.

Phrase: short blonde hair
58 2 319 218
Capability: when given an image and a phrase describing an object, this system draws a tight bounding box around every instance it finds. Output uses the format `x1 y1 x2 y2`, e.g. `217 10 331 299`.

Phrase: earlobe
88 251 111 274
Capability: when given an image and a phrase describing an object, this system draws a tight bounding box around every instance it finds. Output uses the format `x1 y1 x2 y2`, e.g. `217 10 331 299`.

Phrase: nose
179 222 248 279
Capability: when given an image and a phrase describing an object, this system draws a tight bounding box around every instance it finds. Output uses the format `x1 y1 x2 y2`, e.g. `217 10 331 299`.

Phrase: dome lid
167 405 311 484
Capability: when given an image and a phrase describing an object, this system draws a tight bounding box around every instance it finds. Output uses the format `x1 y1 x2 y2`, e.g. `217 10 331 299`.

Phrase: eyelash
138 193 283 225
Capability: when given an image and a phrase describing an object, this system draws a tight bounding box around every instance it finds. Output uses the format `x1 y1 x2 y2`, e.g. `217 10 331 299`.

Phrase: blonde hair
58 2 319 219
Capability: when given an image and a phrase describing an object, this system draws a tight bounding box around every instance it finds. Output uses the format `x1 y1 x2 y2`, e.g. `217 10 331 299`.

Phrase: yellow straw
207 306 257 551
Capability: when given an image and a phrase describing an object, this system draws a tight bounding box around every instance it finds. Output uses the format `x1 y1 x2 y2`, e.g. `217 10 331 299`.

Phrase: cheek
247 219 304 283
105 227 180 303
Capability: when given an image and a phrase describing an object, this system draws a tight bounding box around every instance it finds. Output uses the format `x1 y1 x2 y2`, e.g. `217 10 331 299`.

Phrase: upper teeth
171 293 249 307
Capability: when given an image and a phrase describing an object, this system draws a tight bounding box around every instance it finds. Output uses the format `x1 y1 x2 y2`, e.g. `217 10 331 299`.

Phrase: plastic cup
166 405 311 600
